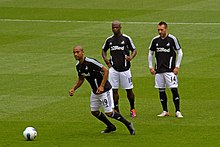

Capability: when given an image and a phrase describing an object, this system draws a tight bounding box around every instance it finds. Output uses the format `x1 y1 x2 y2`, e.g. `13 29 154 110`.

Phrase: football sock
128 97 135 110
114 104 119 113
96 112 114 127
112 111 130 126
127 90 135 110
171 88 180 112
159 88 168 112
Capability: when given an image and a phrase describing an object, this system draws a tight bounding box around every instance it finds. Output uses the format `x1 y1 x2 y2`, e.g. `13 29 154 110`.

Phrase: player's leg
159 88 168 112
90 91 116 132
102 90 135 135
171 88 183 118
165 72 183 118
171 88 180 112
155 74 169 117
112 89 120 112
126 89 136 118
109 68 120 112
120 69 136 117
91 111 116 133
105 111 135 135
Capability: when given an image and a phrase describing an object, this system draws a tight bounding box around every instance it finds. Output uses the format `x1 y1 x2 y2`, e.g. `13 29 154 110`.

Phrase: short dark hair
158 21 168 28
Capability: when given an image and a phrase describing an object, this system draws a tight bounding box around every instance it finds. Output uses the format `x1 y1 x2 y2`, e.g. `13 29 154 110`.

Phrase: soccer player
102 20 137 118
148 21 184 118
69 45 135 135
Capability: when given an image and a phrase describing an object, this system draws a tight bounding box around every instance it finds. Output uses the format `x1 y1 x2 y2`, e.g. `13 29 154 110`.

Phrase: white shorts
109 67 133 89
90 89 114 113
155 72 178 88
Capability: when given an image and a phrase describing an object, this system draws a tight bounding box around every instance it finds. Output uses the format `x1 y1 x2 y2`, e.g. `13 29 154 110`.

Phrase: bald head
112 20 121 26
112 20 121 36
73 45 84 51
73 45 84 62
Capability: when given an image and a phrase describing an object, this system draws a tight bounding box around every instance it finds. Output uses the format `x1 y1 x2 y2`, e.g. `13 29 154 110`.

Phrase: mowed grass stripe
1 18 220 25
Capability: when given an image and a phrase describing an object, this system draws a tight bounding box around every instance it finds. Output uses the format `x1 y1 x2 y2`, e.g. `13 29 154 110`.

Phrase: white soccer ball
23 127 37 141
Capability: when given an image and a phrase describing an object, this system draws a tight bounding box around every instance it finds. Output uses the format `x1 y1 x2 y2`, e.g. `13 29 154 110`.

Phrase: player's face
73 48 84 61
158 25 168 38
112 23 121 35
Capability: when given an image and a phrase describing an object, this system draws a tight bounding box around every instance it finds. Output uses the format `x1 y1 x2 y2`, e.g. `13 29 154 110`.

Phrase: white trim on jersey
102 35 114 49
94 78 98 88
168 34 181 50
85 57 103 68
122 34 136 49
76 60 80 66
169 56 173 69
149 35 160 49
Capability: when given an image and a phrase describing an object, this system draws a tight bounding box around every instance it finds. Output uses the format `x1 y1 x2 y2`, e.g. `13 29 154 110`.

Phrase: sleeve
175 49 183 68
149 39 156 51
148 50 154 69
173 36 181 50
91 59 103 71
127 36 136 51
76 66 81 77
102 39 109 52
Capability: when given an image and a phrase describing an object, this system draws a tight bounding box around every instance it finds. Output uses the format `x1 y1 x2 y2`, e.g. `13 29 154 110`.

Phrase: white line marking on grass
0 18 220 25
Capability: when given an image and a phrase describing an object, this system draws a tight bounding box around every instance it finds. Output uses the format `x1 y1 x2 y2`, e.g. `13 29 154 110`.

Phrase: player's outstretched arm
69 76 85 96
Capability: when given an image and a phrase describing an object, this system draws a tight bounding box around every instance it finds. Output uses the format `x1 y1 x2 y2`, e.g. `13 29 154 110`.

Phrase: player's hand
125 55 132 61
149 68 156 75
107 63 112 68
69 88 75 96
96 86 104 94
173 67 179 75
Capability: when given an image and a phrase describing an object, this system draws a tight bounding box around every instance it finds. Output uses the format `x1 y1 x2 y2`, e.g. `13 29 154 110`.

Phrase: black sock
128 98 135 110
114 103 119 113
111 111 130 126
171 88 180 112
127 90 135 110
96 112 114 127
159 88 168 112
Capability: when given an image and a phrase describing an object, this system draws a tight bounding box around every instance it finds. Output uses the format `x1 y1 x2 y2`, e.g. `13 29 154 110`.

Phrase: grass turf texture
0 0 220 146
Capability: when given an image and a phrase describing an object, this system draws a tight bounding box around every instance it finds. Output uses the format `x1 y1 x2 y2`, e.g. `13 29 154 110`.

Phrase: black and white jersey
149 34 181 73
102 34 136 72
76 57 112 94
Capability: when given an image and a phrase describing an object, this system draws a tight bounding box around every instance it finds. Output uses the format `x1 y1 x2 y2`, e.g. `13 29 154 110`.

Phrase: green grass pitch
0 0 220 146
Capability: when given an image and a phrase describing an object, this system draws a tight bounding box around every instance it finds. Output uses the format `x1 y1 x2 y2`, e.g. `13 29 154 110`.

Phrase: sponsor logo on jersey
81 72 90 77
156 47 170 52
166 42 170 47
121 41 125 45
110 46 125 51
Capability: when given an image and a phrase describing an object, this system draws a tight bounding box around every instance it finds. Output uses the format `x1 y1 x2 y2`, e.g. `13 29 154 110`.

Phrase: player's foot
130 109 136 118
157 111 169 117
101 125 116 134
126 123 135 135
176 111 183 118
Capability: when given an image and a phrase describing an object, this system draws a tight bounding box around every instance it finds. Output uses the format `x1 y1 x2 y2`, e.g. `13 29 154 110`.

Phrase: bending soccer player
69 45 135 135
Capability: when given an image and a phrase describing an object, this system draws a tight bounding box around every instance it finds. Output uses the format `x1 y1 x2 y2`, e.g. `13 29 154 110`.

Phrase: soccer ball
23 127 37 141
